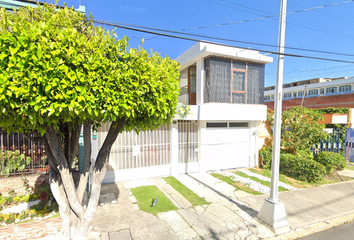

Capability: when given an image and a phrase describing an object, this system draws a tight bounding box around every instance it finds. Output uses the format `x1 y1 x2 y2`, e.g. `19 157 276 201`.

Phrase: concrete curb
260 212 354 239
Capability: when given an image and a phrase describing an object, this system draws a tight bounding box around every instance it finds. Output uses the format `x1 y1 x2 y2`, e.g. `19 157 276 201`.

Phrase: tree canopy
0 3 180 239
0 4 180 135
267 106 328 153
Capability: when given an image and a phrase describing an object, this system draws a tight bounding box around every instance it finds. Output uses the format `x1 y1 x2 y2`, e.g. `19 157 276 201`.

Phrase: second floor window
326 87 337 94
339 85 351 92
189 66 196 93
298 91 305 97
308 89 318 96
231 70 246 92
283 93 292 99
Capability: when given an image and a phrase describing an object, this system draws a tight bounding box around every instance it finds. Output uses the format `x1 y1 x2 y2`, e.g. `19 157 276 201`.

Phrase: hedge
314 151 346 173
279 153 326 183
259 145 272 170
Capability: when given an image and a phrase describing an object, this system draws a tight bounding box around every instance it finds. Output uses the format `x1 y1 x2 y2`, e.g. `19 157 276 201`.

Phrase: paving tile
109 229 132 240
157 211 190 232
178 208 199 225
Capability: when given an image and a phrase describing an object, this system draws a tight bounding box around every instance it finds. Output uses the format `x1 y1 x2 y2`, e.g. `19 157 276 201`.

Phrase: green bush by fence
0 150 31 177
313 152 346 173
259 145 272 170
280 153 326 183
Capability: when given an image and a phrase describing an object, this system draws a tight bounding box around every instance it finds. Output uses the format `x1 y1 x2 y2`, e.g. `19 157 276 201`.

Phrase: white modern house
175 42 273 172
94 42 273 183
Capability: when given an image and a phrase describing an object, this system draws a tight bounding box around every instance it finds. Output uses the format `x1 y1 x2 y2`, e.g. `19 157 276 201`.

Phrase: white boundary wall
91 104 266 183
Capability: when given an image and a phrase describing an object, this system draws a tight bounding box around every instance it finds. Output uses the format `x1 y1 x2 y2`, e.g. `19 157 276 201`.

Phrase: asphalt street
298 221 354 240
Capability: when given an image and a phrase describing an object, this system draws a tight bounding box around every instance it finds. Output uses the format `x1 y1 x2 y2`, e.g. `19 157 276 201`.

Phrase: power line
205 0 354 40
95 20 354 58
178 0 354 31
283 67 354 80
288 1 354 23
287 24 320 78
267 64 354 75
93 19 354 64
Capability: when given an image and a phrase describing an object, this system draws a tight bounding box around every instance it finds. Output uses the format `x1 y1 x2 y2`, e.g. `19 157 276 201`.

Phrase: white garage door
202 122 251 171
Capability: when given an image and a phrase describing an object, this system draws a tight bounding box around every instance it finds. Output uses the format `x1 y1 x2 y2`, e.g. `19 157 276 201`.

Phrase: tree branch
69 123 82 168
22 133 44 142
76 121 91 204
41 136 59 170
94 118 125 174
46 127 85 220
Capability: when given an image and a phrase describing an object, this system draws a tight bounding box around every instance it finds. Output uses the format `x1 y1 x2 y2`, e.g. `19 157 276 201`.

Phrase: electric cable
94 19 354 59
178 0 354 31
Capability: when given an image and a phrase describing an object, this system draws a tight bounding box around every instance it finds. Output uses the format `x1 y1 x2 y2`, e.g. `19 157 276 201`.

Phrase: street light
257 0 289 229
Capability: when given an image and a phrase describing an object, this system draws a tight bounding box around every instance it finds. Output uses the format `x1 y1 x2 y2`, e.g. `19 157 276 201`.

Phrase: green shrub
314 151 346 173
259 145 273 169
4 214 16 224
19 211 28 220
280 153 326 183
0 150 31 177
296 150 313 159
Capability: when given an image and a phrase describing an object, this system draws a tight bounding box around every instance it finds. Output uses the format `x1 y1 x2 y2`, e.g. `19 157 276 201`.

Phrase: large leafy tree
0 3 179 239
279 106 327 153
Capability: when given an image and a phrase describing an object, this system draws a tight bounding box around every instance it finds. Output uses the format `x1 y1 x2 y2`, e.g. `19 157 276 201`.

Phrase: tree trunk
72 118 125 239
41 118 125 239
49 165 72 239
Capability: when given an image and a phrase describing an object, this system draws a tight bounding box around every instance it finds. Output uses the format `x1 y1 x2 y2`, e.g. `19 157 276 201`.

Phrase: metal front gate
0 130 47 177
178 120 198 173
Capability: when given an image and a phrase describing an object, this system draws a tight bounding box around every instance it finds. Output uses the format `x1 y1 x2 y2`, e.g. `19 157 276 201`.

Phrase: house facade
95 42 273 183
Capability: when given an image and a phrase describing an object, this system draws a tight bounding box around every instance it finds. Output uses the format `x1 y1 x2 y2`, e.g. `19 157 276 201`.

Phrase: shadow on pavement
186 174 258 218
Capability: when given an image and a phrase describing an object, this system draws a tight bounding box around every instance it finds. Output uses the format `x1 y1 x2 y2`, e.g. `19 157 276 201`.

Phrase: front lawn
163 177 209 206
234 171 288 192
130 185 178 215
248 168 312 188
211 173 262 195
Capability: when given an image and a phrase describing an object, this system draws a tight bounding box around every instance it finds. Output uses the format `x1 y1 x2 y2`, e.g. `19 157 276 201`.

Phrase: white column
198 120 206 172
196 58 204 105
170 121 179 176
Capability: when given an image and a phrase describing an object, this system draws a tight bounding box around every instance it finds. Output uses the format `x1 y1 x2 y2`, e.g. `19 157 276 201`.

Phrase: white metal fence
97 123 171 171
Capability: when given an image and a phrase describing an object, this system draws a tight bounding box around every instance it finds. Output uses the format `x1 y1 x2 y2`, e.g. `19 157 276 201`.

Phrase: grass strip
130 185 178 215
211 173 262 195
235 171 288 192
346 164 354 171
163 177 209 206
249 168 311 188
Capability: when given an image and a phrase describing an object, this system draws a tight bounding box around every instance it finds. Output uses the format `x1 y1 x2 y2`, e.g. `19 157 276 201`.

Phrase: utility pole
257 0 289 229
301 85 307 107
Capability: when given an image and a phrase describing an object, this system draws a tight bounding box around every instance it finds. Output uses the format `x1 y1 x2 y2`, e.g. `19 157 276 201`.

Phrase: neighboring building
99 42 273 183
264 77 354 110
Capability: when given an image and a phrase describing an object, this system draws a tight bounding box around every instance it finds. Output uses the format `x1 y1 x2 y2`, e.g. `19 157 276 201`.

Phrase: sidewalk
87 172 354 240
32 171 354 240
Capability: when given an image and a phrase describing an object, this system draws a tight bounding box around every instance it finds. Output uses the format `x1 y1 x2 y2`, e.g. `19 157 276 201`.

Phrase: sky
53 0 354 87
